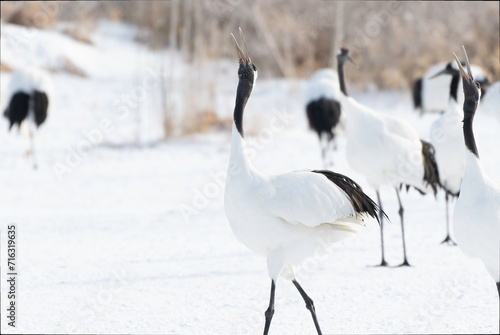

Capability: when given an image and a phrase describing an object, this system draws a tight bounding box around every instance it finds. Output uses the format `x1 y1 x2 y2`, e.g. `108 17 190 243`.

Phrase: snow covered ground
1 21 499 334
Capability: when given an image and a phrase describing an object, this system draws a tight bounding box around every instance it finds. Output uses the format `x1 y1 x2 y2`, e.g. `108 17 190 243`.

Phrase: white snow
1 21 499 334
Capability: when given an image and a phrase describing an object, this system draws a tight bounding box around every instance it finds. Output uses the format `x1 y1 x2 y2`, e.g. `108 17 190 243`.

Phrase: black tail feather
313 170 389 225
412 78 423 110
420 140 441 196
33 90 49 127
306 97 341 142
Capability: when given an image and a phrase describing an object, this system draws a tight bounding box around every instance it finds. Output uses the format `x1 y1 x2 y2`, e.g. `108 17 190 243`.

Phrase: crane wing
262 170 380 228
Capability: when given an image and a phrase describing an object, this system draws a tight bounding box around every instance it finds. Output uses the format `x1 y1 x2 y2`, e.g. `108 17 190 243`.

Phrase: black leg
263 280 276 335
292 280 322 335
496 282 500 298
441 193 457 245
395 188 411 267
374 190 389 267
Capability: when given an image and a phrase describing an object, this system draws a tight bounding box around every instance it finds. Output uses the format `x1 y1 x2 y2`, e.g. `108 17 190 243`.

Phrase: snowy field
1 21 499 334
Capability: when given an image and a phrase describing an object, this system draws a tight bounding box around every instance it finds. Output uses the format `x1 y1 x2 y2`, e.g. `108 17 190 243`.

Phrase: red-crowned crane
412 62 490 115
3 68 52 169
429 62 466 245
305 68 345 166
452 46 500 299
224 29 386 335
336 48 440 267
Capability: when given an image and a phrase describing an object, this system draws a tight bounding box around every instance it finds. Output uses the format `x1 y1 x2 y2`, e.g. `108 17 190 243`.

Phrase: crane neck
462 98 479 158
337 61 349 97
233 78 253 139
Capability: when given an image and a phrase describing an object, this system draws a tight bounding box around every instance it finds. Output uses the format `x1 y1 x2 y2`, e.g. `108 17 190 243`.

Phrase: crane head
453 46 481 112
231 28 257 83
336 47 355 66
429 61 460 80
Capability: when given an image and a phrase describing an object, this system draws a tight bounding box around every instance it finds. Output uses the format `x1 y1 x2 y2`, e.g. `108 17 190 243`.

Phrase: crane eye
252 64 257 71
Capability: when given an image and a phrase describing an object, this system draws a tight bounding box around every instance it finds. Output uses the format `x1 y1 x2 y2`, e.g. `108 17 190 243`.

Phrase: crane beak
453 45 474 84
231 27 251 64
429 68 451 80
346 54 356 65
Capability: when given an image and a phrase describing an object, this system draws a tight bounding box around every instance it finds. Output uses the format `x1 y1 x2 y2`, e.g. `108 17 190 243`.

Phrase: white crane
224 29 386 335
412 62 490 115
3 68 52 169
305 68 345 165
452 46 500 298
429 62 466 245
336 48 440 267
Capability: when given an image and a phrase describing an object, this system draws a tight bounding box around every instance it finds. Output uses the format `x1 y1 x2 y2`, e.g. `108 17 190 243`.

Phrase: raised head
232 27 257 84
231 28 257 138
453 46 481 117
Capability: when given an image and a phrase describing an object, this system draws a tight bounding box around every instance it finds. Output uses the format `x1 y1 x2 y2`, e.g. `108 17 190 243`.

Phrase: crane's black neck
338 60 349 97
234 78 253 138
463 97 479 158
449 72 459 102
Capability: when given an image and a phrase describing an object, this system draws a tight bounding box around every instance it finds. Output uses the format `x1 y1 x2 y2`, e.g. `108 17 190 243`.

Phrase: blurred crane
429 62 466 245
305 69 345 166
412 62 490 115
3 68 52 169
337 48 440 267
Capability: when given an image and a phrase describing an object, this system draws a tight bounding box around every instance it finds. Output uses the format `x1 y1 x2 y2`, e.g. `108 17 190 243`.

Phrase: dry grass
48 57 87 78
5 2 57 29
0 62 13 73
179 110 232 136
62 20 96 45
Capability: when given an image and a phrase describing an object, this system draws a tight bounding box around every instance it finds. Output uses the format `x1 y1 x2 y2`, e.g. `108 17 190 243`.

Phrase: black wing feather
312 170 388 224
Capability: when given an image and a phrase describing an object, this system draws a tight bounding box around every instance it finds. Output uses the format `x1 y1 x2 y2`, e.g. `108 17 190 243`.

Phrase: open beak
231 27 250 64
453 45 474 84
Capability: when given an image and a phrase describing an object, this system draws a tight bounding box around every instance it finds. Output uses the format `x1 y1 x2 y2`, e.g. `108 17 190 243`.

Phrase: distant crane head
453 46 481 118
336 47 355 66
429 61 459 79
231 28 257 84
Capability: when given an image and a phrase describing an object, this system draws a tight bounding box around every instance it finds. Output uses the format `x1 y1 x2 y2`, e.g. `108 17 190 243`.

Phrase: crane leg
292 280 322 335
374 190 389 267
441 193 457 245
263 280 275 335
395 187 411 267
29 125 38 170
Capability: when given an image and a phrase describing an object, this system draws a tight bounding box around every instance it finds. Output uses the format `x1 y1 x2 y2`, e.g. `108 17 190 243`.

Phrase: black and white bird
412 61 490 115
305 68 345 165
224 29 386 335
452 46 500 298
336 48 440 267
3 68 51 169
429 62 466 245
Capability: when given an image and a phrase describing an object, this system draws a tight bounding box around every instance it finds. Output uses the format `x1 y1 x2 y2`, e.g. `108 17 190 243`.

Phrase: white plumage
430 98 465 195
305 69 340 102
7 67 53 101
454 151 500 282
